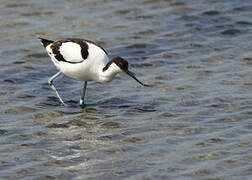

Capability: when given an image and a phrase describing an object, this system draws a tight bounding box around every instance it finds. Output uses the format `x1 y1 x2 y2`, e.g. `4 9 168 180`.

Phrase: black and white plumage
39 37 148 106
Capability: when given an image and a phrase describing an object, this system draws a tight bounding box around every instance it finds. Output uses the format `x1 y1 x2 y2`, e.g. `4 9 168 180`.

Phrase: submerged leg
48 71 66 106
80 81 87 106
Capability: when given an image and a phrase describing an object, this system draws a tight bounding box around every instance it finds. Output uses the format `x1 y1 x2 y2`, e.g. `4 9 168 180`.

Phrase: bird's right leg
48 71 66 106
80 81 87 106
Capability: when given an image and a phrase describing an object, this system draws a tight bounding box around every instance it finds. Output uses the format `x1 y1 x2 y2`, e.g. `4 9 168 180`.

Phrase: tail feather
38 37 53 48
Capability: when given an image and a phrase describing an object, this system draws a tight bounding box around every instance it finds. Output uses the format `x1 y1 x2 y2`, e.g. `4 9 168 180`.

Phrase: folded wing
50 39 89 64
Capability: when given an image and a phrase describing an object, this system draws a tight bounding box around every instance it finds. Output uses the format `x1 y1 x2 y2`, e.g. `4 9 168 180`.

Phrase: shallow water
0 0 252 179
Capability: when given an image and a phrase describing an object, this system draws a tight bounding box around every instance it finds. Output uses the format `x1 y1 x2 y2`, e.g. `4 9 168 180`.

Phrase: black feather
39 37 53 48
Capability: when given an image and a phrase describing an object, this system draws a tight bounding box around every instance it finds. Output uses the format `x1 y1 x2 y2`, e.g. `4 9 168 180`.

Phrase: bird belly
59 61 99 82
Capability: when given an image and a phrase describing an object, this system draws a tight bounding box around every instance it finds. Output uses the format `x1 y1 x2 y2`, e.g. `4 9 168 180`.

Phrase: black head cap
103 56 128 71
112 56 129 70
103 56 150 87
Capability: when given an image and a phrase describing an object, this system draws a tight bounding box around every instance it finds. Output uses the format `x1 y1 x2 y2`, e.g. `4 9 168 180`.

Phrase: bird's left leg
48 71 66 106
80 81 87 106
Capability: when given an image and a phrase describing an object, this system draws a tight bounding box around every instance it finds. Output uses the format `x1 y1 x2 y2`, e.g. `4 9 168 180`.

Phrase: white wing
59 42 84 63
50 39 89 64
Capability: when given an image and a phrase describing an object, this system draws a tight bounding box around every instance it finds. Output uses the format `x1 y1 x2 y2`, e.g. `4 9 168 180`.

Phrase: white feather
99 63 122 83
59 42 84 63
55 42 109 82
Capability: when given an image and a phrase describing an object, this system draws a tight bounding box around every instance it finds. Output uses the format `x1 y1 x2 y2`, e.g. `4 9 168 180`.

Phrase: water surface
0 0 252 179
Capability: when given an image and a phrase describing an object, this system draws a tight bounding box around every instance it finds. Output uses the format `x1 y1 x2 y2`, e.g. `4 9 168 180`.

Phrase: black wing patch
66 38 89 60
47 38 107 64
82 39 108 55
50 39 89 64
66 38 108 55
39 37 53 48
50 40 66 62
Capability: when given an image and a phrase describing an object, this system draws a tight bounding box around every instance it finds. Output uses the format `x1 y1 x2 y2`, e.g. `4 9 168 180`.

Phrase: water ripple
0 0 251 179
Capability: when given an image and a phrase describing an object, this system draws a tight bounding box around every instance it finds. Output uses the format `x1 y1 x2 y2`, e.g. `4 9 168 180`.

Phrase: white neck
98 63 122 83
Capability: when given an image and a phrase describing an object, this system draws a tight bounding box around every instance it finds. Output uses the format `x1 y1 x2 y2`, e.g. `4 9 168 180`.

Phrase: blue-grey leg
80 81 87 106
48 71 66 106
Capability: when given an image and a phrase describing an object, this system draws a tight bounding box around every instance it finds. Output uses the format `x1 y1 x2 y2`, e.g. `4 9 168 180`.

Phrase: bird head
103 56 149 86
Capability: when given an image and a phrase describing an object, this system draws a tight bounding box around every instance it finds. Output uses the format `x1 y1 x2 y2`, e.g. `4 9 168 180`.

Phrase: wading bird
39 37 149 106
